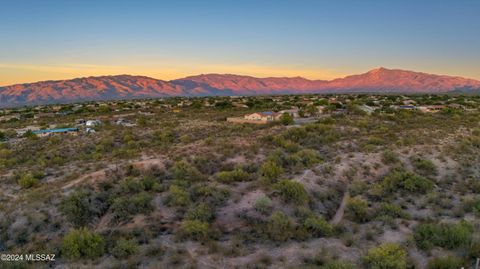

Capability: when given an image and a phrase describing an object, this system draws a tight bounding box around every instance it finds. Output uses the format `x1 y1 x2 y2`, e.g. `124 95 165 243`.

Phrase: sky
1 0 479 86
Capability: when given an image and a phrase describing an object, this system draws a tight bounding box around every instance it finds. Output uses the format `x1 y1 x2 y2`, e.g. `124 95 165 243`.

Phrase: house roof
258 111 278 116
33 128 79 134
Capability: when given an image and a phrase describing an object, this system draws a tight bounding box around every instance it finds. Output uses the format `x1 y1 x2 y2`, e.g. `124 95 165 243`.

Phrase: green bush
375 203 409 219
427 256 464 269
348 181 368 197
381 150 400 165
303 216 333 237
17 173 39 189
266 212 295 242
345 197 369 223
280 112 294 125
111 192 153 222
185 203 214 222
260 160 284 184
363 243 407 269
167 185 191 207
413 221 473 250
410 156 437 176
274 179 309 205
291 149 322 167
61 228 105 259
171 160 203 181
111 238 139 259
254 195 272 214
190 183 230 206
59 189 105 227
178 220 210 241
216 169 250 183
382 169 433 194
462 197 480 215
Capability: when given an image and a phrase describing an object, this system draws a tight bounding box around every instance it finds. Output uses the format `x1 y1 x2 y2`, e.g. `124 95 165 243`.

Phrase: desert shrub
59 189 106 227
468 242 480 260
111 192 153 222
345 197 369 223
167 185 191 207
382 150 400 165
178 220 210 241
260 160 284 184
303 216 333 237
215 169 250 184
410 156 437 176
462 197 480 215
171 160 203 181
382 169 433 194
290 149 322 167
274 179 309 205
413 221 473 250
280 112 294 125
427 256 464 269
363 243 407 269
17 173 39 189
254 195 272 214
375 203 409 219
266 212 295 242
61 228 105 259
140 175 160 191
154 129 176 146
190 183 230 206
111 238 139 259
348 181 368 197
185 203 214 222
119 177 140 193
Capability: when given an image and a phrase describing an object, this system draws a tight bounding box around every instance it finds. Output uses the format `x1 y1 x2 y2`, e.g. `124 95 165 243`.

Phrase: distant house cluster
227 108 300 124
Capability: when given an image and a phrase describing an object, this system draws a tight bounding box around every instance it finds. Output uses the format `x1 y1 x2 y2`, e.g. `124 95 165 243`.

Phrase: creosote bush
410 156 437 176
61 228 105 259
274 179 309 205
185 203 214 222
167 185 191 207
303 216 333 237
111 238 139 259
111 192 153 222
17 173 39 189
178 220 210 241
171 160 204 181
260 160 284 184
363 243 407 269
59 189 105 227
382 168 434 194
427 256 464 269
413 220 473 250
216 169 250 183
266 211 295 242
254 195 272 214
345 197 369 223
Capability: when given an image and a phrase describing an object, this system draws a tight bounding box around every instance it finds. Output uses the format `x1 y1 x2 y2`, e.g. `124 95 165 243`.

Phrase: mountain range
1 67 479 107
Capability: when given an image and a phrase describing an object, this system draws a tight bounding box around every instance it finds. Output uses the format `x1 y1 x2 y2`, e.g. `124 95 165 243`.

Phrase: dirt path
331 191 349 225
61 157 165 190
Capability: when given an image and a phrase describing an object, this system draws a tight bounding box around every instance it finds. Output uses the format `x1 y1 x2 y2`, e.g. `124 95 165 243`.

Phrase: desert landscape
0 94 479 268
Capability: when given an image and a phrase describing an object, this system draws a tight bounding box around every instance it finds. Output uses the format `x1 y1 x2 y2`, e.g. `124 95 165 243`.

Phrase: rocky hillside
1 68 479 107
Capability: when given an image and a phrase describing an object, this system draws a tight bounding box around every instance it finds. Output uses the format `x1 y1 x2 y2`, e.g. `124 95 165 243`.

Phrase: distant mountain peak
1 68 479 107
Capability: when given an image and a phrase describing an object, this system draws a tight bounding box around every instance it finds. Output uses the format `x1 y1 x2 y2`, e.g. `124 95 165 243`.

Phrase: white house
85 120 102 127
244 112 281 122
